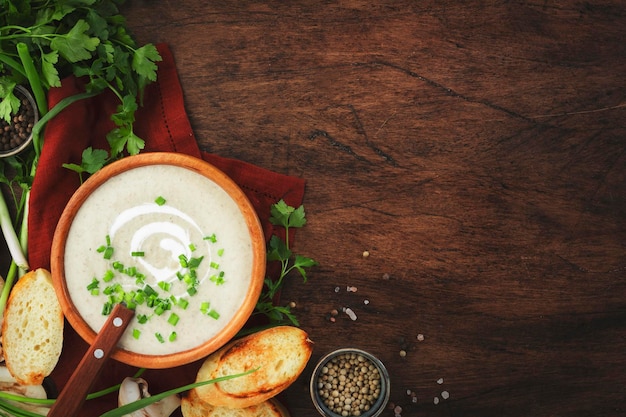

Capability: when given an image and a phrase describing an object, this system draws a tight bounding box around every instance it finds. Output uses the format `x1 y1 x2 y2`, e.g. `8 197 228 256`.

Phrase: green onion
189 256 204 268
207 309 220 320
204 233 217 243
103 270 115 282
86 278 99 291
189 243 196 252
137 314 149 324
200 301 210 313
169 332 177 342
158 281 171 292
143 285 158 297
177 298 189 309
132 329 141 339
103 246 114 260
131 251 145 257
102 302 113 315
155 196 167 206
133 291 146 305
155 332 165 343
168 313 179 326
217 248 224 256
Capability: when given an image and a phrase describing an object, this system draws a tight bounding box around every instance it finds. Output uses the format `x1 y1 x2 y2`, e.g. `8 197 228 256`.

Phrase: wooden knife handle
48 303 135 417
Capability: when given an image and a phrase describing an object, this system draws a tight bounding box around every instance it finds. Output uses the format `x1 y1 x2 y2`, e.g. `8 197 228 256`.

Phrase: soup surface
64 164 254 355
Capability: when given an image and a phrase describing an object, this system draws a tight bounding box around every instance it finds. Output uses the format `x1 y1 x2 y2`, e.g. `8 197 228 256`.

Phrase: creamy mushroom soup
63 164 254 355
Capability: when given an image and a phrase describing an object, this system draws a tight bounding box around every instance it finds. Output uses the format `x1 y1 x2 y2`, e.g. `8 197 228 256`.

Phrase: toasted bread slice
2 268 64 385
182 388 290 417
193 326 312 408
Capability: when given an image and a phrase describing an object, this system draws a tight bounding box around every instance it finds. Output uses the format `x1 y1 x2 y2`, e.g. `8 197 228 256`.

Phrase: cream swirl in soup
64 164 254 355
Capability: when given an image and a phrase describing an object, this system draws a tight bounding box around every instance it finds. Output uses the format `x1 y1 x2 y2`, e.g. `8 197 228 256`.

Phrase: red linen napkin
27 44 305 416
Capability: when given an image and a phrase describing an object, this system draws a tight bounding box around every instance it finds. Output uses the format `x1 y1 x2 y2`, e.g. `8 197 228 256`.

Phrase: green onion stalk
0 368 255 417
0 43 99 316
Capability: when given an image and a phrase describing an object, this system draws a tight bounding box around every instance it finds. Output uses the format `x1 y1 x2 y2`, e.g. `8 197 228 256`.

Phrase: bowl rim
50 152 266 368
309 348 391 417
0 85 39 158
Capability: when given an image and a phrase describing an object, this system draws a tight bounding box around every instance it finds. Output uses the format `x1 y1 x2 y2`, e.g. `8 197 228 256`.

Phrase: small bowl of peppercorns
310 348 390 417
0 85 38 158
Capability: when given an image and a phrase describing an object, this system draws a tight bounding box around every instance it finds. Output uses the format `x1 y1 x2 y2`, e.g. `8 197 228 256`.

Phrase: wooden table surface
2 1 623 416
120 1 626 416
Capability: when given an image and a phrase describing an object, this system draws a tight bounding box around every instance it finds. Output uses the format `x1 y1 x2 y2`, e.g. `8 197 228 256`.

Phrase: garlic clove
118 377 181 417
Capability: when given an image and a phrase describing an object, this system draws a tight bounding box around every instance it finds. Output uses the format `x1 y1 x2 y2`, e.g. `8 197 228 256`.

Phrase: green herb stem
0 54 26 78
0 392 53 406
0 191 29 271
0 399 45 417
98 369 257 417
31 90 101 156
16 42 47 117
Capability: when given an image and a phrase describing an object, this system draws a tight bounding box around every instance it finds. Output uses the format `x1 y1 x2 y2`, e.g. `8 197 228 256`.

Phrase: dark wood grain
1 1 623 416
120 1 625 416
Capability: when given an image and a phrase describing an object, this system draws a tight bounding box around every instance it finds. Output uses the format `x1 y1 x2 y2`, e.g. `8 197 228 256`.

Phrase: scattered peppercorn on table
2 1 625 416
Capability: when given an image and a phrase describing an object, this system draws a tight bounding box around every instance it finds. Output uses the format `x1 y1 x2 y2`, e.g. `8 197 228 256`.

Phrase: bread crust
1 268 64 385
193 326 312 408
182 389 290 417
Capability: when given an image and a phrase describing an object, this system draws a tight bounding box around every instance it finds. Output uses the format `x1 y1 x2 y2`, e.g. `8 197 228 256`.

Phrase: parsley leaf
50 19 101 63
250 200 318 330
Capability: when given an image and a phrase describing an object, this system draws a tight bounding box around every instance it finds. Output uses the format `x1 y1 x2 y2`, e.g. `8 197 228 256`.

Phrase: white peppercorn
317 352 382 416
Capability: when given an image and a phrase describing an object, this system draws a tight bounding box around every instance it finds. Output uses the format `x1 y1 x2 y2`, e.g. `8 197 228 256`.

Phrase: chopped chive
168 313 180 326
189 256 204 268
132 329 141 340
137 314 149 324
210 261 219 270
187 286 197 296
155 196 167 206
90 288 100 296
155 332 165 343
131 251 145 257
207 309 220 320
189 243 196 252
217 248 224 256
177 298 189 309
143 285 158 297
102 270 115 282
105 235 111 246
200 301 210 313
204 234 217 243
86 278 99 291
178 254 188 268
103 246 114 260
102 302 113 316
169 332 177 342
158 281 171 292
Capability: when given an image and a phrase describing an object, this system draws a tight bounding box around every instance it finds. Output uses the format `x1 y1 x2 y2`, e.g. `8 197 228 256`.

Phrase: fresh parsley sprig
253 200 318 327
0 0 161 324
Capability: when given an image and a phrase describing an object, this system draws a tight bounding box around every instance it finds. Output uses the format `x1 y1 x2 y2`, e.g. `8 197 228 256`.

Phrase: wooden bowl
51 152 266 368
